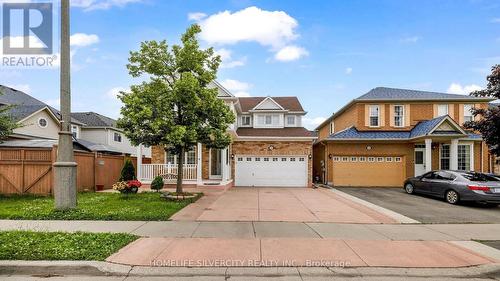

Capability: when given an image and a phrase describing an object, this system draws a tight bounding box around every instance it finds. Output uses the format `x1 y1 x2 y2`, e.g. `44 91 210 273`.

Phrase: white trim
18 106 60 124
439 143 450 170
251 97 285 111
209 148 222 179
368 105 380 128
393 104 405 128
429 115 467 135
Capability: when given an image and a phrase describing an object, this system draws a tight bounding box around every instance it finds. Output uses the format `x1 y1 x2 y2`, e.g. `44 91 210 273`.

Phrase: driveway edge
329 188 421 224
1 261 499 279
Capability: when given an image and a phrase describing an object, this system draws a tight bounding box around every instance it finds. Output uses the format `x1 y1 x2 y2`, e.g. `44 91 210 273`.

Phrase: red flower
127 180 142 188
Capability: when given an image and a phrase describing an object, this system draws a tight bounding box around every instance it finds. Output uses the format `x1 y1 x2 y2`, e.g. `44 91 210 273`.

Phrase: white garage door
234 155 308 187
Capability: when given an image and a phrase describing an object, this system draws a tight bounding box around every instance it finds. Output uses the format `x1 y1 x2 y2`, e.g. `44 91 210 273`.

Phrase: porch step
203 182 221 185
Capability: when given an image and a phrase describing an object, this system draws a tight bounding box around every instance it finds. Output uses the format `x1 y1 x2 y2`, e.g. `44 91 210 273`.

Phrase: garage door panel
235 156 307 187
332 157 405 187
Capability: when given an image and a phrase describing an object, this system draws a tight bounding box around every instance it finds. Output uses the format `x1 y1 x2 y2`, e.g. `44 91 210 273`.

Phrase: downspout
320 141 328 185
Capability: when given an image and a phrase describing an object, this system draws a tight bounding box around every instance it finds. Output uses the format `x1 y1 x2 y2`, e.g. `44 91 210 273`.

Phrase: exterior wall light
366 145 372 150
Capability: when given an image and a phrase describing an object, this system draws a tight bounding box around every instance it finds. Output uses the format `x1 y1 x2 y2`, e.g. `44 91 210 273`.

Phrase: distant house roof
358 87 494 101
236 127 315 138
76 139 123 154
71 112 117 127
0 139 90 151
325 115 472 141
238 97 305 112
0 85 84 125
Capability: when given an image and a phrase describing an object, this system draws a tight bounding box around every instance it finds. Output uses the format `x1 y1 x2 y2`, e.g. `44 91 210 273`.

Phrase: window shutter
433 104 438 118
458 104 464 124
448 104 455 120
405 104 411 127
364 104 370 126
389 105 395 127
379 104 385 127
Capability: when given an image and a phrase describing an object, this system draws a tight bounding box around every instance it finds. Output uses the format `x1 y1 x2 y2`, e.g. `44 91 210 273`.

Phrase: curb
1 261 499 278
329 188 421 224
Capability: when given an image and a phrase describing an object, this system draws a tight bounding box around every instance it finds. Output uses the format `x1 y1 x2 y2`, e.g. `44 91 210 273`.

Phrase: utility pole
54 0 77 210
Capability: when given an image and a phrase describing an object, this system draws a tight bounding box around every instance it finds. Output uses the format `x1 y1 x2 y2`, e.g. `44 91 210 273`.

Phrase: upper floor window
394 105 404 127
113 132 122 142
369 105 379 127
329 121 335 134
71 125 78 139
463 104 473 123
437 104 448 116
241 116 251 126
257 114 280 126
286 115 295 126
265 115 272 125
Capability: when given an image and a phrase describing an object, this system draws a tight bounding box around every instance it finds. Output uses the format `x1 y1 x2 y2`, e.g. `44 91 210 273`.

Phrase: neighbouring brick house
141 81 317 187
314 87 496 187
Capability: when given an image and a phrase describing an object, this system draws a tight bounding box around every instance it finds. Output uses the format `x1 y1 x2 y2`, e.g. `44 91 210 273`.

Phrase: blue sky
1 0 499 129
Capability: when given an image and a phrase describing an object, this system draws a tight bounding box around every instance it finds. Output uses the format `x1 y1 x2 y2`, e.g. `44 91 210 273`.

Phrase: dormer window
114 132 122 142
265 115 272 125
369 105 380 127
241 116 251 126
286 115 296 126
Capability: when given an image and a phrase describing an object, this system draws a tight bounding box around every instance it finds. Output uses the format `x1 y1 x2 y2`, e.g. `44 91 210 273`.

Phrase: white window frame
457 143 473 171
37 117 48 128
286 115 296 126
241 115 251 127
463 104 473 123
71 125 78 139
329 121 335 135
165 148 196 165
113 132 122 142
439 144 450 170
437 104 448 116
394 105 404 127
369 105 380 127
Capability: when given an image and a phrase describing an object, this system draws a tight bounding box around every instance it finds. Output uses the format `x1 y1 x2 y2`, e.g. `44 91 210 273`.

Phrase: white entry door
234 156 308 187
414 148 426 176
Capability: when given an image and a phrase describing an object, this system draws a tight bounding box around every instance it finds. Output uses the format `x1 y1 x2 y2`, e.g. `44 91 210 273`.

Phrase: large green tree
118 24 235 193
0 94 18 142
464 64 500 156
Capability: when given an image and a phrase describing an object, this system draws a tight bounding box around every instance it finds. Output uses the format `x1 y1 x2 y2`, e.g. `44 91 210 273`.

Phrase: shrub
120 159 136 181
151 176 164 192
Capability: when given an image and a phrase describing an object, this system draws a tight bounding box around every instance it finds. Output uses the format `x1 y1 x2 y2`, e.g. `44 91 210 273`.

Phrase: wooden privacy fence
0 146 150 195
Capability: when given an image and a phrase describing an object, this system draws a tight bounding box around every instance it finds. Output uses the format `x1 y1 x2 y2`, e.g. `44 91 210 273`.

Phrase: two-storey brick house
314 87 495 187
143 81 316 187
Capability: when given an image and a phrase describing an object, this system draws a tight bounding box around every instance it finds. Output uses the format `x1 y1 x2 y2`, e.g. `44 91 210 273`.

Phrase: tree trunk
176 147 184 194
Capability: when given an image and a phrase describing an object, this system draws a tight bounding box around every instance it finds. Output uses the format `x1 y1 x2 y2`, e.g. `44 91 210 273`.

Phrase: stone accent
231 141 314 187
151 145 165 164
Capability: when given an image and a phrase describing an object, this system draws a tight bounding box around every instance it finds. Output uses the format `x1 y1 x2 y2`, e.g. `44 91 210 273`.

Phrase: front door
414 148 426 176
209 148 222 179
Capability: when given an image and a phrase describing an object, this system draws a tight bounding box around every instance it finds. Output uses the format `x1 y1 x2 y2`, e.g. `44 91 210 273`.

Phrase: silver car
403 170 500 206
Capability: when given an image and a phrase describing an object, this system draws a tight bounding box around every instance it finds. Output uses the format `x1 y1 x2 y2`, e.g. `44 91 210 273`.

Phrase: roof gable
209 81 235 98
252 97 284 111
238 96 304 112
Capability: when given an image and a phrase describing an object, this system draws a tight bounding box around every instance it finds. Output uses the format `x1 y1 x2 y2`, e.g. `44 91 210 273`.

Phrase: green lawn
0 192 201 220
0 231 137 260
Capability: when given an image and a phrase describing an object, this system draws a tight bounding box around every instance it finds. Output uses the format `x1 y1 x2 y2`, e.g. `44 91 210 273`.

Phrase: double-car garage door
332 155 406 187
235 155 308 187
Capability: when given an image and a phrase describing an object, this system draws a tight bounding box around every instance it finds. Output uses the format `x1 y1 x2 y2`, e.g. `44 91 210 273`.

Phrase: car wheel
404 183 414 194
445 190 460 205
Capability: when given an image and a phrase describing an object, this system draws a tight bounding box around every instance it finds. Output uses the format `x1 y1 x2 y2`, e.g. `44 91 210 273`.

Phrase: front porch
136 143 232 186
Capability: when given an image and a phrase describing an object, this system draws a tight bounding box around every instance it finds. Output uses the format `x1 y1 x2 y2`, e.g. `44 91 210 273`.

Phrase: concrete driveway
171 187 397 223
340 187 500 224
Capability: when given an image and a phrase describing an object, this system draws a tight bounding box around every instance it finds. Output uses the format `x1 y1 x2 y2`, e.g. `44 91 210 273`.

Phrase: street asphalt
340 187 500 224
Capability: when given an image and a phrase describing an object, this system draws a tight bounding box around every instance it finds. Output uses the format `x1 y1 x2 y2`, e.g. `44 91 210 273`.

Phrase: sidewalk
2 219 500 241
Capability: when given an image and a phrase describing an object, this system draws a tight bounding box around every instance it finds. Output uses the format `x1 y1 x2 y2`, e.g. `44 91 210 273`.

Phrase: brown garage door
332 156 405 187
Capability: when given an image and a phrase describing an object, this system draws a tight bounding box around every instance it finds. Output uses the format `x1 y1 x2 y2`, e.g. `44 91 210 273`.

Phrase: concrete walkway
2 220 500 241
106 237 496 268
172 187 398 223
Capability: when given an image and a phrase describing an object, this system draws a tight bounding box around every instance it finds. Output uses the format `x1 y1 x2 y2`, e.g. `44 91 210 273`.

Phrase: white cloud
215 48 246 68
274 45 308 62
70 33 99 47
106 87 127 99
345 67 353 74
400 36 421 43
198 6 308 61
188 12 207 21
71 0 144 11
220 79 252 97
302 117 326 130
447 83 483 95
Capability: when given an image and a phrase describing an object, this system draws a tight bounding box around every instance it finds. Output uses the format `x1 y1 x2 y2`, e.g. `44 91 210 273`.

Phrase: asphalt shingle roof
409 115 448 138
238 97 305 112
71 112 117 127
358 87 493 101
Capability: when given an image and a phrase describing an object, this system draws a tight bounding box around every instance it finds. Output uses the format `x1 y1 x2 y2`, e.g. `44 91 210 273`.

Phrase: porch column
221 148 228 181
136 144 142 180
450 139 459 170
425 138 432 172
197 143 202 185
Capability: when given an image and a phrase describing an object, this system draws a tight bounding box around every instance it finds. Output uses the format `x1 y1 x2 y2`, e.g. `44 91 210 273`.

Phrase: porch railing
139 164 197 182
